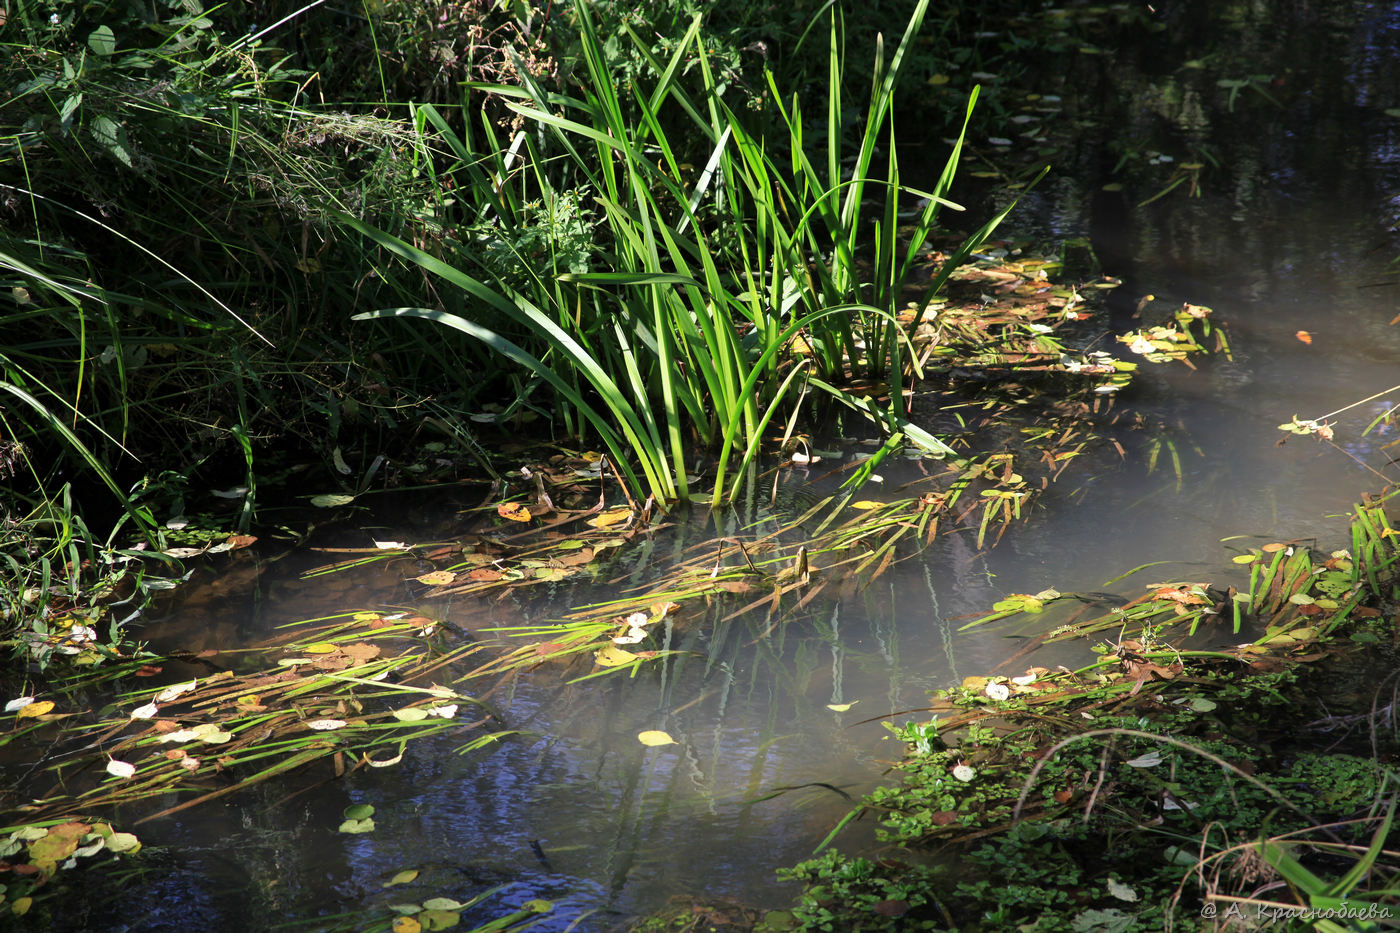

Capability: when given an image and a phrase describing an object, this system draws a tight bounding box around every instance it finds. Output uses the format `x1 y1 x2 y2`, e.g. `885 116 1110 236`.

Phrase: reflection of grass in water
0 610 521 917
775 492 1400 931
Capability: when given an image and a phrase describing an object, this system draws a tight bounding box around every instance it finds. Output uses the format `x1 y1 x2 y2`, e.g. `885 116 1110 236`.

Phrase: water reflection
105 2 1400 929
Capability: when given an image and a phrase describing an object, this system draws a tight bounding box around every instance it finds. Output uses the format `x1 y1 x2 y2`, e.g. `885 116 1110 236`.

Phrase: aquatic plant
347 0 1037 506
772 490 1400 931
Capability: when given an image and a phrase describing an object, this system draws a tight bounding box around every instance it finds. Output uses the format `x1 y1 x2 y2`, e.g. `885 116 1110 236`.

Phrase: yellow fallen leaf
497 501 532 522
415 570 457 586
392 918 422 933
850 500 884 510
826 702 858 712
383 869 420 888
594 645 639 667
586 507 634 528
304 642 339 655
17 700 54 718
638 730 676 746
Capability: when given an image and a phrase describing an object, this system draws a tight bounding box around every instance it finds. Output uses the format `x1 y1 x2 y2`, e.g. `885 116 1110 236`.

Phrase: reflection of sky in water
95 9 1400 932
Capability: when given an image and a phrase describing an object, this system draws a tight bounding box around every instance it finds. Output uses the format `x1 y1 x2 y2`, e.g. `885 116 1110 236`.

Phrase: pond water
94 3 1400 930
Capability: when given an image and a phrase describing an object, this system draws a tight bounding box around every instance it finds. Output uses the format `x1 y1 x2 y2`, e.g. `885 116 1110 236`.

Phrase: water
75 2 1400 929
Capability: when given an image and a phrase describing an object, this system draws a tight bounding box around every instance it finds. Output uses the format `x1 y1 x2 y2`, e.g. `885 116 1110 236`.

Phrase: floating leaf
556 539 586 550
130 702 159 720
426 705 457 719
368 746 406 768
342 642 381 661
993 594 1043 614
306 719 347 731
17 700 54 719
418 910 461 930
191 724 233 744
338 818 375 833
5 696 34 712
304 642 339 654
827 702 858 712
156 680 197 703
586 507 634 528
100 831 139 855
594 645 639 667
850 500 884 510
310 493 357 508
638 730 676 746
383 869 420 888
423 898 466 911
1232 554 1258 564
106 759 136 778
393 707 430 722
344 804 375 820
416 570 456 586
392 917 423 933
497 501 531 522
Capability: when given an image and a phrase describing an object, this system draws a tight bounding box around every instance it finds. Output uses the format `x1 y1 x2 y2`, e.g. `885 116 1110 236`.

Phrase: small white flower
50 13 61 25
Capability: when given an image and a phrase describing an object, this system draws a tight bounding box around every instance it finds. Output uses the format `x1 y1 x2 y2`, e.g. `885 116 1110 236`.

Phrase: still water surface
114 4 1400 929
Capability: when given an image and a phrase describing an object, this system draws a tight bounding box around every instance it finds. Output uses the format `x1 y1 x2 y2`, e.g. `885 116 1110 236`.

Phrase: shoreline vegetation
2 1 1396 929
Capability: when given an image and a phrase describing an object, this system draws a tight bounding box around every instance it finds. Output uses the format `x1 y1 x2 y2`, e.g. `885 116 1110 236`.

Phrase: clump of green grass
347 0 1037 506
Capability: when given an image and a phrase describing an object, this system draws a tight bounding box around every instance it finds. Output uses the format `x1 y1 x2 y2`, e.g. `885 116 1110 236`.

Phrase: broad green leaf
89 116 132 166
87 26 116 56
417 910 460 930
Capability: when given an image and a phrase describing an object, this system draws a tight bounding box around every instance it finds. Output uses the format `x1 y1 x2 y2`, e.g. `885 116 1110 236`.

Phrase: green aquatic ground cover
761 494 1400 932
